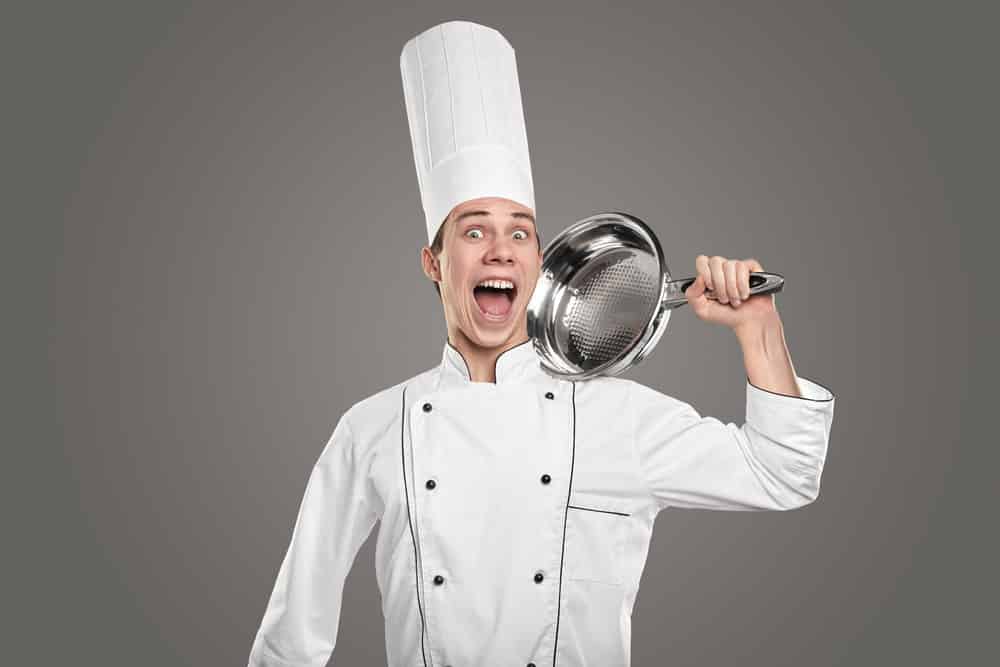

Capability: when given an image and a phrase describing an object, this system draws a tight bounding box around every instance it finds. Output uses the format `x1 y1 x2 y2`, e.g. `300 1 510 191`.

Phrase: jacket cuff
747 375 834 402
745 374 835 441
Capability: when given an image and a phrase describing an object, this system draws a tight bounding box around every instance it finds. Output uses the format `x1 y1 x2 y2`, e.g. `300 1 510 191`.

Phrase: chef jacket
248 339 836 667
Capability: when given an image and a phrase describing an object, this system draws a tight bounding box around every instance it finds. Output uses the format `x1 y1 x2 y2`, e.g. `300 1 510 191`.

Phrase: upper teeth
477 279 514 290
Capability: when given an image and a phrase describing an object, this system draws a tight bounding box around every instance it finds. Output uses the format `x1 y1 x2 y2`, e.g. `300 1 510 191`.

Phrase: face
421 197 543 350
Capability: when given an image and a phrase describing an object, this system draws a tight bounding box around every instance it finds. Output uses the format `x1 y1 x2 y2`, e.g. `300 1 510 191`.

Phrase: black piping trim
444 338 533 383
567 504 631 517
746 374 835 402
400 385 429 667
552 381 577 666
444 339 473 379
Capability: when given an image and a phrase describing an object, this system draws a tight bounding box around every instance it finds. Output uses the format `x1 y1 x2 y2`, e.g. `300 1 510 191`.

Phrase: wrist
734 312 784 348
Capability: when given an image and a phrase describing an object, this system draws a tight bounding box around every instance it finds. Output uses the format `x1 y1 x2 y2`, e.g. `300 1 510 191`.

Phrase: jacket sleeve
248 414 378 667
632 375 836 512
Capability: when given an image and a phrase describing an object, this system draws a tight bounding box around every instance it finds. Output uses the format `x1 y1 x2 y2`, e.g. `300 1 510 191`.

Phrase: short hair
429 215 542 299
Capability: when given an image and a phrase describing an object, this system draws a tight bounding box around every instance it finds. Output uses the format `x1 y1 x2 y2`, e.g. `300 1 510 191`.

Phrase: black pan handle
664 271 784 309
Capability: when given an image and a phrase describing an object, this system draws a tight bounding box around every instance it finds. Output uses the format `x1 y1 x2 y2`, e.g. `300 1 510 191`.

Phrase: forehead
450 196 534 219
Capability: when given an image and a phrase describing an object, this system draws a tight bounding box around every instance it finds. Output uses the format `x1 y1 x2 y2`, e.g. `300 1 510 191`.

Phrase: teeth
476 279 514 290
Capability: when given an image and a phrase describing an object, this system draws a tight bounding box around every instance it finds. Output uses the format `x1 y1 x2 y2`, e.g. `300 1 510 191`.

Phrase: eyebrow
454 209 536 225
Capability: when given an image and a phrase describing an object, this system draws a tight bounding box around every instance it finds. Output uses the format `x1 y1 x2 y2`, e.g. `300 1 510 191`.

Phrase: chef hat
400 20 535 245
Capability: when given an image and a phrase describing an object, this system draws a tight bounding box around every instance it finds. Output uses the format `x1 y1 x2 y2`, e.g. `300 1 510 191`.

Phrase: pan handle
663 271 785 309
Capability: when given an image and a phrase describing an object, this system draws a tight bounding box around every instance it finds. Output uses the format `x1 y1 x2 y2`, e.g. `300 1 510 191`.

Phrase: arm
248 415 378 667
737 311 803 398
634 255 836 511
632 369 835 512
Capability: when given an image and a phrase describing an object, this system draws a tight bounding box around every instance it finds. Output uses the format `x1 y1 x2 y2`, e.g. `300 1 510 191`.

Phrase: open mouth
472 279 518 321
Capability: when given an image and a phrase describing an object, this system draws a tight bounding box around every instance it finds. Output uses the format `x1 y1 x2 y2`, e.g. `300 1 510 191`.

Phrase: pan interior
554 246 661 372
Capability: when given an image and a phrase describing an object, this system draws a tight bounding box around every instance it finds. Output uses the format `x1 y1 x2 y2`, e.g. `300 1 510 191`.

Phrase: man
248 21 835 667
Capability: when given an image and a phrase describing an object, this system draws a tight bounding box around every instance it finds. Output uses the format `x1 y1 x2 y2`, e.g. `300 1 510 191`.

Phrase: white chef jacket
248 339 835 667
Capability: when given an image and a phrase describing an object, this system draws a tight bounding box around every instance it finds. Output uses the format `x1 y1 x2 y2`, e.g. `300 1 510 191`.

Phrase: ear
420 246 441 283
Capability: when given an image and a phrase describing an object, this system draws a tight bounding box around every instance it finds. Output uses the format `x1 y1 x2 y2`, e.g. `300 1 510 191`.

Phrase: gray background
12 1 995 665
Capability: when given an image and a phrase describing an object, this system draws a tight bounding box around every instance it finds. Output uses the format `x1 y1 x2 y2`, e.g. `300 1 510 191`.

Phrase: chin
466 304 526 349
470 328 515 349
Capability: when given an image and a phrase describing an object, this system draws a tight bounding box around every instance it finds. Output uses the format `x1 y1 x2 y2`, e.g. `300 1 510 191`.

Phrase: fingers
709 256 729 303
695 255 712 292
696 255 762 304
736 261 750 301
725 260 740 304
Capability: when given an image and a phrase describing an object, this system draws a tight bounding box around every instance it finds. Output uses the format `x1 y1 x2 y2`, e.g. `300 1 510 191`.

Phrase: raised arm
632 254 836 512
631 373 835 512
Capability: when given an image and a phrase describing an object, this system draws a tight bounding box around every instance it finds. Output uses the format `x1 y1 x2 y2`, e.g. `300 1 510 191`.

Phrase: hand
684 255 778 332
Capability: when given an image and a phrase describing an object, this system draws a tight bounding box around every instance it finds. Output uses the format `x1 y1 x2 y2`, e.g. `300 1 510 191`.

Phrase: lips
472 277 518 322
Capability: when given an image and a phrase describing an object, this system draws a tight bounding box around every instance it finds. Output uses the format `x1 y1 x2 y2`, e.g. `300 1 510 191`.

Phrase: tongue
474 289 513 317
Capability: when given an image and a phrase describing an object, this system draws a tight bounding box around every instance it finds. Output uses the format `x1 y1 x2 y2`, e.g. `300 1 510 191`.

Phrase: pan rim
527 211 669 380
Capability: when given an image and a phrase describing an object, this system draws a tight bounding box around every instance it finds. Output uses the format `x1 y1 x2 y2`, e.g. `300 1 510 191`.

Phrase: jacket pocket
563 498 629 586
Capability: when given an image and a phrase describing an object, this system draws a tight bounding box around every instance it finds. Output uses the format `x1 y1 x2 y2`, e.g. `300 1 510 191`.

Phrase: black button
433 575 444 585
423 402 432 412
540 474 551 484
534 571 544 583
545 391 554 400
528 663 537 667
425 479 436 490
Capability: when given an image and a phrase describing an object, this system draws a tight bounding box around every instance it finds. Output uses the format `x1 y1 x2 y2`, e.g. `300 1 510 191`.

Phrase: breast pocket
564 495 629 586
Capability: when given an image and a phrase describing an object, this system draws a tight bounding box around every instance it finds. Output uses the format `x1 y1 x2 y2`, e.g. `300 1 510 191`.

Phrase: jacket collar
438 338 544 389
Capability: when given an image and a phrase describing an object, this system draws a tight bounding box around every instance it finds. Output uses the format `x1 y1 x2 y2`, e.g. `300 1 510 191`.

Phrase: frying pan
526 212 784 380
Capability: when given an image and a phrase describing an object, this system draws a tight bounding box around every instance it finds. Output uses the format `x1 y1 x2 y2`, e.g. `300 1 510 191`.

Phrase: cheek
443 254 473 287
520 252 542 281
440 265 472 308
443 265 467 291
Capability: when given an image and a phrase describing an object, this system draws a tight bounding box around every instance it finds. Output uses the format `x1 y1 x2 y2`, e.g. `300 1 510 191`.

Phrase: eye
466 228 484 239
513 230 528 240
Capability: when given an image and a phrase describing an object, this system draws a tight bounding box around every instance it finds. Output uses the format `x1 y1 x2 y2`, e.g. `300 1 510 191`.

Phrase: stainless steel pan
526 212 784 380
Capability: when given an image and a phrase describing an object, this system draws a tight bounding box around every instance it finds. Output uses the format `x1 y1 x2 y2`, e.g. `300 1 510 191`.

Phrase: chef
248 20 836 667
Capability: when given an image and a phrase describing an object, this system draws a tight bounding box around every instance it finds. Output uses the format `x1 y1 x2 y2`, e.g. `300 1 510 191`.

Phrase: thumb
685 274 706 300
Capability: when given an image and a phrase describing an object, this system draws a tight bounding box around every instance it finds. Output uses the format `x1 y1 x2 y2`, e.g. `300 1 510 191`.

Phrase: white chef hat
400 20 535 246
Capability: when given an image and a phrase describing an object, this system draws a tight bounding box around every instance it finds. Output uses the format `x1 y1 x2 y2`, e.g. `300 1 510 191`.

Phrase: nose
485 234 515 264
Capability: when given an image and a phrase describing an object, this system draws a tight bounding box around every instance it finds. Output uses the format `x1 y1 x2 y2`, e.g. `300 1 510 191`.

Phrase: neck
448 327 530 383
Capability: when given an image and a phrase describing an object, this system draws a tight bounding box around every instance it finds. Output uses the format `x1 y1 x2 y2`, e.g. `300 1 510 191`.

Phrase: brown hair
428 216 542 299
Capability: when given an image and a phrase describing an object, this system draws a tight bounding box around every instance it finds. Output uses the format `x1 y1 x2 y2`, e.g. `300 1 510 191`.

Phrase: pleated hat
400 21 535 245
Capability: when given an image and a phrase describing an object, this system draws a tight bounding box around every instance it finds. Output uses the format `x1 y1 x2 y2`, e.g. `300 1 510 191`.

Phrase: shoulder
314 365 439 466
568 375 633 415
575 375 692 412
341 364 439 439
572 375 653 399
571 374 630 397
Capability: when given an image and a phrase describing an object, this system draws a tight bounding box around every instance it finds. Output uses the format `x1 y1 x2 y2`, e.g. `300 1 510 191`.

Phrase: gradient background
13 1 995 665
